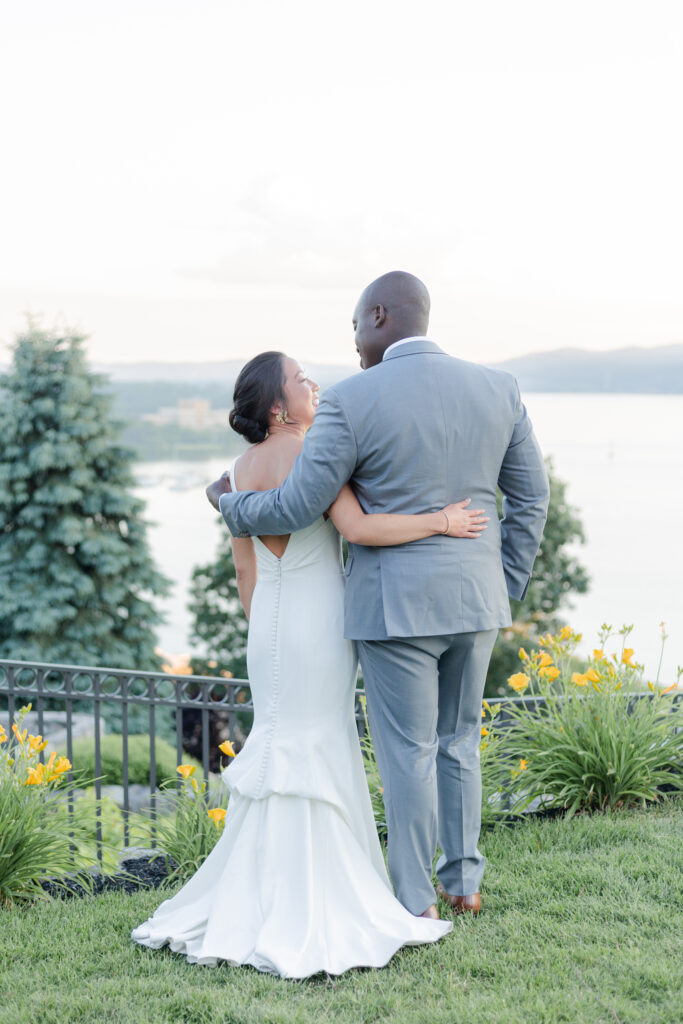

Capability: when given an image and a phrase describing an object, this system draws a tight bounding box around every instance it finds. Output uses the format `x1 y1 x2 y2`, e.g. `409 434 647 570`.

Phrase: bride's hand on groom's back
441 498 489 539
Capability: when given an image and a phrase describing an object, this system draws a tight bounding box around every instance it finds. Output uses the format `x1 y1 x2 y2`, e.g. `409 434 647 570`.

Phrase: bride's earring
276 408 288 424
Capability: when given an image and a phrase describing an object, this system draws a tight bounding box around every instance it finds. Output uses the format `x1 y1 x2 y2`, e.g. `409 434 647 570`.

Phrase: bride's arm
230 536 257 619
327 484 490 545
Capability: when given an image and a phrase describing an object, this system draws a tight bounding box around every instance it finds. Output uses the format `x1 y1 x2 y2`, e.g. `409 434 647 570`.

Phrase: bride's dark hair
229 351 287 444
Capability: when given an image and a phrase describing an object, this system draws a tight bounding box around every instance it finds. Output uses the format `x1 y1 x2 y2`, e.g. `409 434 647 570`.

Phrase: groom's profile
209 271 549 919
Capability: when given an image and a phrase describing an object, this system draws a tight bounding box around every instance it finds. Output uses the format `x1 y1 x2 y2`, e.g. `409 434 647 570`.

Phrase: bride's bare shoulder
234 439 300 492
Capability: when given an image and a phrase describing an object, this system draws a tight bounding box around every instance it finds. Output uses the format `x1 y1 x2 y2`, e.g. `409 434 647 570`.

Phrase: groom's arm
219 388 358 537
497 380 550 601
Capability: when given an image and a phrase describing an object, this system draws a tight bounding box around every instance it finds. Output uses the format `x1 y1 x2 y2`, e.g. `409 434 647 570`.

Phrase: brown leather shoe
418 903 440 920
436 883 481 916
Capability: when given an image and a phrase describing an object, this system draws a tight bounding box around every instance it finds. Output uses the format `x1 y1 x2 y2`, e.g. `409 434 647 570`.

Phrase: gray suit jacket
220 339 550 640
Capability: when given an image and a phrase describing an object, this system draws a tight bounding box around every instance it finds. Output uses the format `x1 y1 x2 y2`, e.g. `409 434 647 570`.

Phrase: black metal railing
2 657 676 870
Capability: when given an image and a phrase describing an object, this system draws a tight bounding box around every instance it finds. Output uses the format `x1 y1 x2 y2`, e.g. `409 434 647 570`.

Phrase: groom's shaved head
353 271 431 368
360 271 430 319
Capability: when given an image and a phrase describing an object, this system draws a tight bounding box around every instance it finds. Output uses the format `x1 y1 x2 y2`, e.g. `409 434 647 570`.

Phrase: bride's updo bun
229 351 287 444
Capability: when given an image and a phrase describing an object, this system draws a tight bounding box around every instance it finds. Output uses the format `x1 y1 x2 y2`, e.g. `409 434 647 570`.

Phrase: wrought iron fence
2 657 675 872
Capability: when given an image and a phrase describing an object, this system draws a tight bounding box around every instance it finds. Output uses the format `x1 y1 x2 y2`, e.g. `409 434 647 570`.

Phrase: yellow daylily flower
47 756 71 781
177 764 197 779
191 777 199 793
538 652 554 668
622 648 636 667
571 672 588 686
24 764 46 785
28 734 49 753
518 647 529 662
219 740 236 758
660 682 678 695
519 759 529 770
207 807 226 826
539 665 560 681
593 649 605 661
481 727 489 737
11 723 28 743
559 626 573 640
0 726 6 744
508 672 530 693
585 668 600 683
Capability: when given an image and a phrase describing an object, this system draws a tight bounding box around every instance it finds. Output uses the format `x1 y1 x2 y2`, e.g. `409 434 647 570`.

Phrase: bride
132 351 489 978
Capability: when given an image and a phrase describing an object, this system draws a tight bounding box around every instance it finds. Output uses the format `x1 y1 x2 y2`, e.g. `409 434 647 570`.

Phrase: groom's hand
206 471 231 511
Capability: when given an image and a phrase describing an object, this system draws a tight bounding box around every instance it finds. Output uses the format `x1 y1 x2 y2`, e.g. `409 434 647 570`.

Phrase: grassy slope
1 802 681 1024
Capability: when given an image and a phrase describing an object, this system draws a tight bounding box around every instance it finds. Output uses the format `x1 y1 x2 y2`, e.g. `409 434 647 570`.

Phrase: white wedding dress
131 467 451 977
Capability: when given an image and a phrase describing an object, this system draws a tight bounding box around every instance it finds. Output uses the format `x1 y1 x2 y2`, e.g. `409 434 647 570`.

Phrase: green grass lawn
1 802 682 1024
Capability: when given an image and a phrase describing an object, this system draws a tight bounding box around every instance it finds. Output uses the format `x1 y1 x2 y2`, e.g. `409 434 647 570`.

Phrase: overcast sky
1 0 682 366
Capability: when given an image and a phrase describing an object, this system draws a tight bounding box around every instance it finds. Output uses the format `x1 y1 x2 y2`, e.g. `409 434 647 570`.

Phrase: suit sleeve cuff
218 492 251 538
507 575 530 602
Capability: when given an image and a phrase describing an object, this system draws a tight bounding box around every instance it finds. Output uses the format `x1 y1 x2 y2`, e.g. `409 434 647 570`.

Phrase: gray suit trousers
357 628 498 915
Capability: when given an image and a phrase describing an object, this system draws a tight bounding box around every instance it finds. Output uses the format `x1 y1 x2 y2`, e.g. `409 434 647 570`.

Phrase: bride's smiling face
277 357 320 428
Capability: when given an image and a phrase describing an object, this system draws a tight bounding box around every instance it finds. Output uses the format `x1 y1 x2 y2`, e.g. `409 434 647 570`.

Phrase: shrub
150 753 231 885
0 704 94 905
61 733 201 787
500 624 683 816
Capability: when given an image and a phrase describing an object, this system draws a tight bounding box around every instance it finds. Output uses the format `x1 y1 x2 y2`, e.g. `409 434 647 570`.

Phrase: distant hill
2 345 682 393
489 344 683 393
89 344 683 393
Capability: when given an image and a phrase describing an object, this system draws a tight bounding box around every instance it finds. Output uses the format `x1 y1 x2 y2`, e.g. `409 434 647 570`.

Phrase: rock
118 845 158 867
0 710 104 749
63 783 178 815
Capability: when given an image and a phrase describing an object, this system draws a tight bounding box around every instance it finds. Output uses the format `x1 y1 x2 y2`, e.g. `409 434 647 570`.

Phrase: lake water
134 394 683 683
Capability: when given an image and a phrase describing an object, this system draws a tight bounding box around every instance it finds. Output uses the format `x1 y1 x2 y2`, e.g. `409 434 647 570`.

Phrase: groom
208 271 549 919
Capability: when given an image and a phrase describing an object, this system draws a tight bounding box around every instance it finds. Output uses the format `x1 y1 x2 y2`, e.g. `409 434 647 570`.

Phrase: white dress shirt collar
382 336 432 360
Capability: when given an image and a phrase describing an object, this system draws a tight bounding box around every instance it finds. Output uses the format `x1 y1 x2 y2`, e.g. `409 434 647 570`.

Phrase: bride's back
233 434 303 558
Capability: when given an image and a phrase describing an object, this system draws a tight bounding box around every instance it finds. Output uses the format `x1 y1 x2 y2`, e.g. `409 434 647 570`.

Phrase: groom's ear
373 303 387 328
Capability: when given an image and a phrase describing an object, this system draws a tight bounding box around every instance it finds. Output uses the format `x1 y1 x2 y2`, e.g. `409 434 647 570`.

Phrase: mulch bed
38 850 179 900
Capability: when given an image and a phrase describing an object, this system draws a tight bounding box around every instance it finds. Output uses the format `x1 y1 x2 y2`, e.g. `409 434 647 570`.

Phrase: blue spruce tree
0 325 170 675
